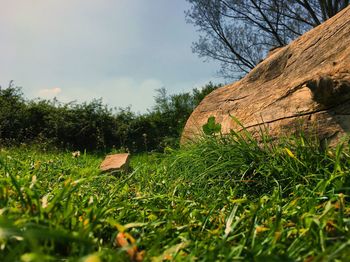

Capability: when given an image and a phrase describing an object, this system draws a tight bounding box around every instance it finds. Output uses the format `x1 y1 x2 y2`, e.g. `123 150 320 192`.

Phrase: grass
1 130 350 261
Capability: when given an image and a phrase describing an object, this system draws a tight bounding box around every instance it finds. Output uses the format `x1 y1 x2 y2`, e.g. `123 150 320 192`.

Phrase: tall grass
1 129 350 261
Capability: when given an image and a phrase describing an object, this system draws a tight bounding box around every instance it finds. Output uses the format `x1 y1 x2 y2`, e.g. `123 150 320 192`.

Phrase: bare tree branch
186 0 349 79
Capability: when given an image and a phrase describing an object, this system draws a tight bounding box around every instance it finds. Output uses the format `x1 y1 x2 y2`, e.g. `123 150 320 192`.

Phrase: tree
0 81 27 142
150 82 222 148
186 0 349 79
153 82 221 135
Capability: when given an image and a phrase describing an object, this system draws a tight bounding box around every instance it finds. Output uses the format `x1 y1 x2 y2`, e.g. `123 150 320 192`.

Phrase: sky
0 0 224 113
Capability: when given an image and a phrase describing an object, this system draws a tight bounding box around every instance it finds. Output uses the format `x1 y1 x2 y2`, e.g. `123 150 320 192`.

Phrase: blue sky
0 0 223 112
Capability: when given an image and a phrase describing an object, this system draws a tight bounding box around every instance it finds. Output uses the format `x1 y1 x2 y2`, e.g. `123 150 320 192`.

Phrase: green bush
0 81 221 152
0 82 27 143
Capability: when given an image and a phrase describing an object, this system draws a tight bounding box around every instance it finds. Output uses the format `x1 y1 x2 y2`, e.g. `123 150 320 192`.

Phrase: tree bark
182 6 350 146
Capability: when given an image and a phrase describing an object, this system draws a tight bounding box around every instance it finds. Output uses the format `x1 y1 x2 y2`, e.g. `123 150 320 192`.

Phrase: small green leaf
202 116 221 135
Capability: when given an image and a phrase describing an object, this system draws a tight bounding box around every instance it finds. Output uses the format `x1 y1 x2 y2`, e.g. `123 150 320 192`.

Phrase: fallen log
182 6 350 146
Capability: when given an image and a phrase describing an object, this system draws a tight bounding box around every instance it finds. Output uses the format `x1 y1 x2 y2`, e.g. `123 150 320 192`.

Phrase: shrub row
0 81 220 152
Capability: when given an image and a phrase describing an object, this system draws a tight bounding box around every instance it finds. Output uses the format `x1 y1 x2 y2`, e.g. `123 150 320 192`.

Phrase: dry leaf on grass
115 232 144 262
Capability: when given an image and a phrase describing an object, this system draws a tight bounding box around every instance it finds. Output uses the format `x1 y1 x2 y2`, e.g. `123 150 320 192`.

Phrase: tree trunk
182 6 350 146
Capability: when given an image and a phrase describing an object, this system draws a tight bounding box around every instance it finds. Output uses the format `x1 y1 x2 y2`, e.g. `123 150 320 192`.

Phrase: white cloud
28 76 221 113
38 77 163 113
37 87 62 98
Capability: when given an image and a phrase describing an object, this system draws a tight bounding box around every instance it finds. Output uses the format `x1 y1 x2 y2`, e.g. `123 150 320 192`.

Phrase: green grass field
1 131 350 261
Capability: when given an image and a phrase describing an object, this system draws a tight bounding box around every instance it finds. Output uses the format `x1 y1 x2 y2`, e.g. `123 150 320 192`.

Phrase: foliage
0 82 221 152
152 82 221 148
0 81 27 143
1 129 350 260
186 0 349 78
202 116 222 135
